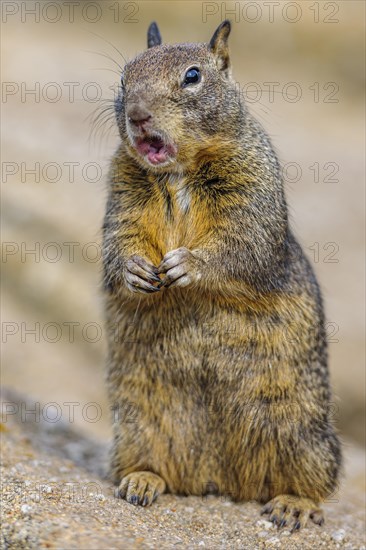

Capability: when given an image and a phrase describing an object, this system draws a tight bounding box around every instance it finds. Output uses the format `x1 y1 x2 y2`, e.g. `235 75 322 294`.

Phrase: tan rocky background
1 1 365 548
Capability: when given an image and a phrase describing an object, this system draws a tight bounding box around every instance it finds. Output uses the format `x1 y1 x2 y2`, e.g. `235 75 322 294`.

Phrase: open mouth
134 135 176 165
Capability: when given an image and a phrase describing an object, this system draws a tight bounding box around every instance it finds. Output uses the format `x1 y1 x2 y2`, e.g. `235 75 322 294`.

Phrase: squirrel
102 20 342 531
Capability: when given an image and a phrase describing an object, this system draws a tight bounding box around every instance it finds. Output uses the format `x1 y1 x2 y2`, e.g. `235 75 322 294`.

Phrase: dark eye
183 67 201 87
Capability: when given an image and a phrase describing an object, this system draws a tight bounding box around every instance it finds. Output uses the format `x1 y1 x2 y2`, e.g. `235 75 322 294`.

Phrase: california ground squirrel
102 21 342 531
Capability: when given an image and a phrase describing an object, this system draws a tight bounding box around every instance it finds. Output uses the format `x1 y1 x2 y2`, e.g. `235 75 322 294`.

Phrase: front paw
158 247 202 288
124 255 162 294
118 471 166 506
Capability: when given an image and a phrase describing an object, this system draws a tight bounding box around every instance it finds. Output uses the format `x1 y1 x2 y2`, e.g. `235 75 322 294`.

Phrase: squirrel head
115 21 242 173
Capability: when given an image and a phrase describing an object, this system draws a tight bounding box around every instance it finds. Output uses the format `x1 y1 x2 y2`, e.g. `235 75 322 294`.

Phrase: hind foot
118 471 166 506
261 494 324 532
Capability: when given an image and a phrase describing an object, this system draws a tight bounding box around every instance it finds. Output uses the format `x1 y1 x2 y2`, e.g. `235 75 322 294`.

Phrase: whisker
85 103 115 125
87 102 117 149
88 117 117 154
83 50 124 73
85 29 128 65
90 67 122 77
89 108 115 134
81 34 125 154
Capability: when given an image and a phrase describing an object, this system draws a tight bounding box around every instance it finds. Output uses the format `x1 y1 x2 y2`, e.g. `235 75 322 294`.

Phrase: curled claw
261 495 324 532
290 520 301 533
158 247 200 288
124 255 161 294
118 471 166 507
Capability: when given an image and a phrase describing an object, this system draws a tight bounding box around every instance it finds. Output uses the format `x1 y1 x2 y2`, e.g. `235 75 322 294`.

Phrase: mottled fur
102 21 341 530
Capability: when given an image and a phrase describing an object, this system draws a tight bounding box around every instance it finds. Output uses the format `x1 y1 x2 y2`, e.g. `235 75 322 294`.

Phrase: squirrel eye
183 67 201 87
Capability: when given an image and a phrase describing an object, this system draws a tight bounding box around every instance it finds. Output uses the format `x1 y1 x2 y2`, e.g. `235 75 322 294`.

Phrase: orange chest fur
137 178 211 262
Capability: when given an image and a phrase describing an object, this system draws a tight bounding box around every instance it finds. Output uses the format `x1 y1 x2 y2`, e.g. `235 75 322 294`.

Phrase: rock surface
1 389 365 550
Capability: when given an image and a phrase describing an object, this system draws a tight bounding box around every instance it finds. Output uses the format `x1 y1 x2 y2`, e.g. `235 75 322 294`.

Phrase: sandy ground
1 388 365 550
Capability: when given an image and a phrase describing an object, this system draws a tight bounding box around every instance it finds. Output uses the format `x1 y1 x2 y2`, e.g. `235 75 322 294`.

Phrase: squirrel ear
209 20 231 72
147 22 162 48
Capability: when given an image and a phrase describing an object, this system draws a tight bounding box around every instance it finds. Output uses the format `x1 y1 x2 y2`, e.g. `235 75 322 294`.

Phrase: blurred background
1 0 365 453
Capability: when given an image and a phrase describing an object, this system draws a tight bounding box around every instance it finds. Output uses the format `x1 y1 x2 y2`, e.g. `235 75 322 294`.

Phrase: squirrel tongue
135 137 171 165
148 149 168 164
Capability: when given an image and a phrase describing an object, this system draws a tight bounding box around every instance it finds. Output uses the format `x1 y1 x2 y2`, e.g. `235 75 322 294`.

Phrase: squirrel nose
127 104 152 129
